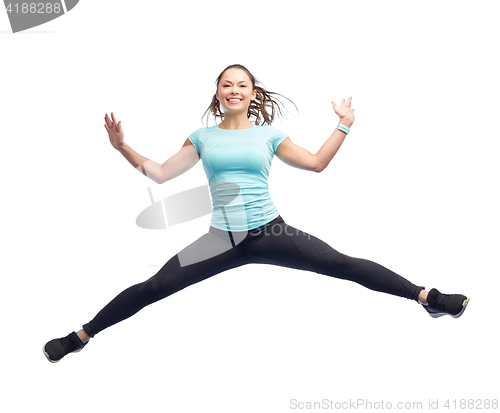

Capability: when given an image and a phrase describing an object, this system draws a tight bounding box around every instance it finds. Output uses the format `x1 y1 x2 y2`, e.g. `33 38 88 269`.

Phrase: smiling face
215 68 257 116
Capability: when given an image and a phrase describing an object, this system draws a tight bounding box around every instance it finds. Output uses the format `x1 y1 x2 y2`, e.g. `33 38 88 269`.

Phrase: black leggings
83 215 424 337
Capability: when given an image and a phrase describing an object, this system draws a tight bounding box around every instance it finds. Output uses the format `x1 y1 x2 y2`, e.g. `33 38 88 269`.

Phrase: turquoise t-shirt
188 124 288 232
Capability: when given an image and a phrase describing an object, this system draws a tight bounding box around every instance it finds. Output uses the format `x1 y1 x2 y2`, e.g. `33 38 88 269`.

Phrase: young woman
43 64 469 363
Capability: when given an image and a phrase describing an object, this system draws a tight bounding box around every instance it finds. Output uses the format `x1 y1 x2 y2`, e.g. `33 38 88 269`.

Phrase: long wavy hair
202 64 298 126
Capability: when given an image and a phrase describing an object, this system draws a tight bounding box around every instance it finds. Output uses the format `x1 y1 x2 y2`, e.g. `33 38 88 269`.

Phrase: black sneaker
423 288 470 318
43 332 87 363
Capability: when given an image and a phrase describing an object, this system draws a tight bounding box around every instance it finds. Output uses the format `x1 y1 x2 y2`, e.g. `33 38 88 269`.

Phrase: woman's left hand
332 97 355 127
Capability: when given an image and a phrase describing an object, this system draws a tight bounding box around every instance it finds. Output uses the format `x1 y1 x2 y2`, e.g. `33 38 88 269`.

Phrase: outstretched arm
276 97 355 172
104 112 200 184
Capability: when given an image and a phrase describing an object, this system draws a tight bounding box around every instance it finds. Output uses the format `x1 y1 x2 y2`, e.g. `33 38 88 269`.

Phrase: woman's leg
245 217 425 302
246 219 468 317
81 226 252 339
44 223 258 362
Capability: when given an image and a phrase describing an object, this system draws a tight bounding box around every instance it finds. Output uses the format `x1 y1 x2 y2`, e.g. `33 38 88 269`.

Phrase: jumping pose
43 64 469 363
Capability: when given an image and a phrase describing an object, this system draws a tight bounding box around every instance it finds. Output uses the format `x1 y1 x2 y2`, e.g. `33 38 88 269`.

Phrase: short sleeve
187 128 203 156
268 126 289 154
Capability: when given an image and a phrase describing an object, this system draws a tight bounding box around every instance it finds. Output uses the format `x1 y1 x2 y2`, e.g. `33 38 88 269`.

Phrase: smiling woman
43 63 469 364
202 64 297 128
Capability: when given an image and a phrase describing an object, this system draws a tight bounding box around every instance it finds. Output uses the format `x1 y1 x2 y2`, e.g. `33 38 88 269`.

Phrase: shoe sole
42 342 59 363
43 341 86 363
452 297 470 318
426 297 470 318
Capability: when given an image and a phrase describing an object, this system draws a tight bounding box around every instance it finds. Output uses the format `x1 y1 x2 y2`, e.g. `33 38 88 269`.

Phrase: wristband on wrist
336 123 350 135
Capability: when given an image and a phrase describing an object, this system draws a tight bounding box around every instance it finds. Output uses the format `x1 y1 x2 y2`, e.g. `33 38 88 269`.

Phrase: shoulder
188 125 217 141
256 124 287 136
189 126 213 137
256 124 289 153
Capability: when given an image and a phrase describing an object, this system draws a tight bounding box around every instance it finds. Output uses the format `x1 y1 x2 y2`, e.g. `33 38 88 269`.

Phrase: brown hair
202 64 298 126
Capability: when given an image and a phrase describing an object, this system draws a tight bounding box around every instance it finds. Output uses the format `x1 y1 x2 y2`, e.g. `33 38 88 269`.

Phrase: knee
307 234 361 277
141 277 166 300
334 254 362 278
141 270 183 302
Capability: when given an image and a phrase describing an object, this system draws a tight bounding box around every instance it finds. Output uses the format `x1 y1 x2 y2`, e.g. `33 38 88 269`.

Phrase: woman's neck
218 114 253 130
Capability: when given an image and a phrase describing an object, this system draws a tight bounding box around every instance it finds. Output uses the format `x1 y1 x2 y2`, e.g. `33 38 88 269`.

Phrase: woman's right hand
104 112 124 149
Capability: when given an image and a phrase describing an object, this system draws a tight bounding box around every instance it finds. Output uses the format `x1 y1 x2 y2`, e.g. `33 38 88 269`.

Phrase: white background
1 1 499 412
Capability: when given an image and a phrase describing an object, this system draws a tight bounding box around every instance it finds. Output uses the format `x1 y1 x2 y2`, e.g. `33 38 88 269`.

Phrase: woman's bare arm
276 127 350 173
275 98 355 173
117 140 199 184
105 113 200 184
